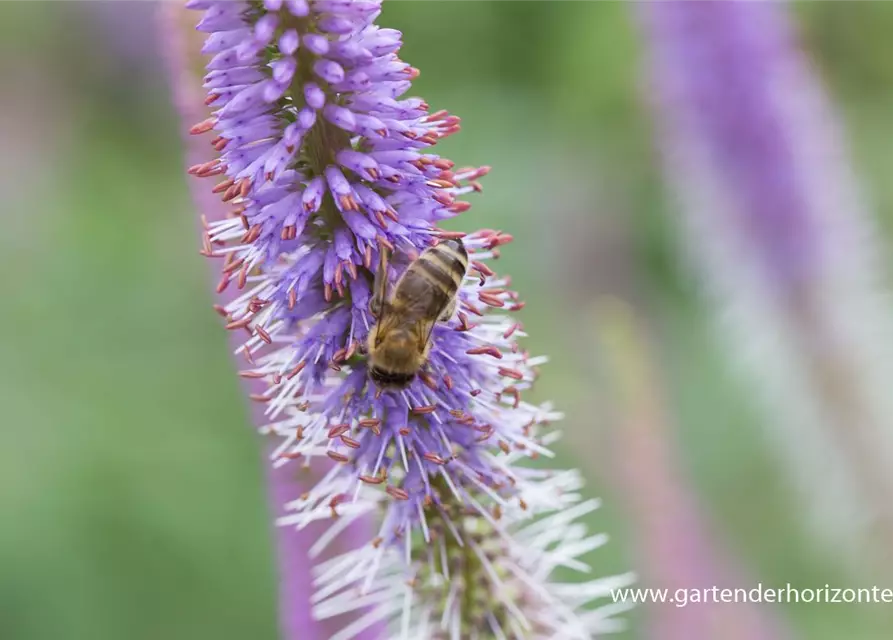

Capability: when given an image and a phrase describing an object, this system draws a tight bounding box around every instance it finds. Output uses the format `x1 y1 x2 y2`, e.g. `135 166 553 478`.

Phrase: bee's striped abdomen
394 239 468 319
416 240 467 314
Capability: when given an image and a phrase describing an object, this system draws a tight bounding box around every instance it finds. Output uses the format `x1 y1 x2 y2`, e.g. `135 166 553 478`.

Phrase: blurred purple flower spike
157 4 339 638
594 301 790 640
177 0 631 637
641 1 893 558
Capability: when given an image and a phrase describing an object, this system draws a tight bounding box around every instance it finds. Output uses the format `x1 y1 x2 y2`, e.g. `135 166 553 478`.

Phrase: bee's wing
371 245 390 320
370 308 400 348
414 318 437 354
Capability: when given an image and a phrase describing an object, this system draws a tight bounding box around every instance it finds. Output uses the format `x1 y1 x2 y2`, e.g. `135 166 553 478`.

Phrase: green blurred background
3 2 893 639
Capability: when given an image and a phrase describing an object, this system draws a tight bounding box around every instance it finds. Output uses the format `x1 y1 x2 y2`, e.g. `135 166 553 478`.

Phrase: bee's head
369 365 415 389
366 326 421 389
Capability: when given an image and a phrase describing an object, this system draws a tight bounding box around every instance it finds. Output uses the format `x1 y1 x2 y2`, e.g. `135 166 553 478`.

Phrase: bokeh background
4 2 893 639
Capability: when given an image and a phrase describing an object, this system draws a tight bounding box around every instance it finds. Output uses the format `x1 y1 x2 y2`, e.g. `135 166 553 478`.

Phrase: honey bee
367 239 468 389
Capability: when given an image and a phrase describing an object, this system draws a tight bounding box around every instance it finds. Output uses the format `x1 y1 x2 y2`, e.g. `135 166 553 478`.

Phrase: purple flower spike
185 0 629 636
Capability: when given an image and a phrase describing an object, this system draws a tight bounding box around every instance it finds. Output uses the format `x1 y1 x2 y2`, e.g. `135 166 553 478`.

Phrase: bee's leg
370 244 390 319
369 296 382 319
438 297 457 323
